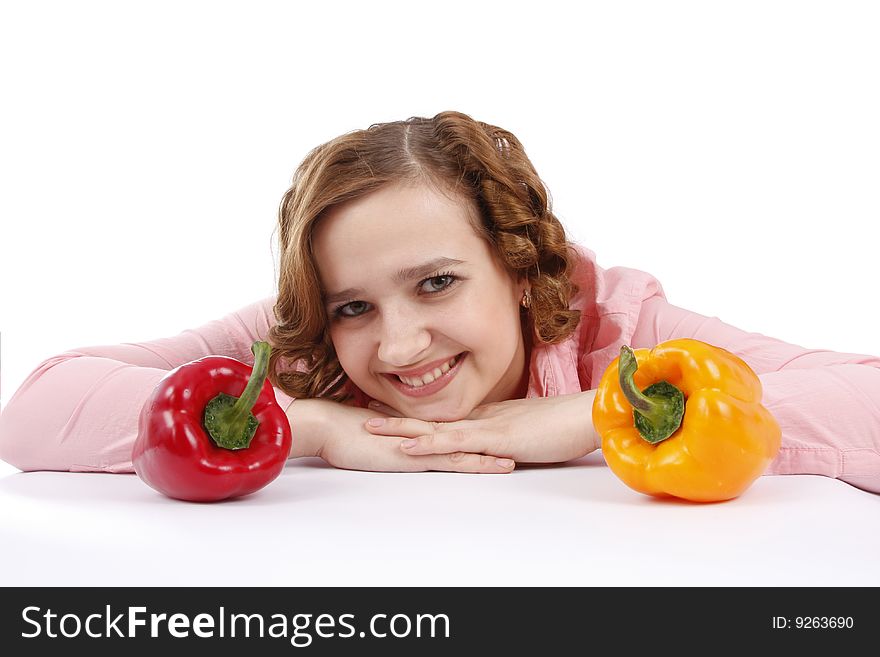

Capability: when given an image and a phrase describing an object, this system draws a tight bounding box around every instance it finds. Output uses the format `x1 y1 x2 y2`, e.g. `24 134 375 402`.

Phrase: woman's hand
290 398 516 474
364 391 601 465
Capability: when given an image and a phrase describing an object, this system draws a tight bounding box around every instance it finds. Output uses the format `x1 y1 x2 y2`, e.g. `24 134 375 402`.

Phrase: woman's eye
420 275 456 294
333 275 459 319
337 300 370 317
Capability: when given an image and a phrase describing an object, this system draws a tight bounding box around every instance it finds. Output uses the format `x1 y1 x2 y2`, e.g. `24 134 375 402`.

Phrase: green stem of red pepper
202 341 272 450
617 345 685 444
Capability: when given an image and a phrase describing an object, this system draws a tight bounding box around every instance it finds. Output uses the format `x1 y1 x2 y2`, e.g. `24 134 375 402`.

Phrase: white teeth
396 354 461 388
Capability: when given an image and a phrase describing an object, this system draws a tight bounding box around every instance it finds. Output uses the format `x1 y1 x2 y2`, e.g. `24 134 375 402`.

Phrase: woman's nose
377 310 431 367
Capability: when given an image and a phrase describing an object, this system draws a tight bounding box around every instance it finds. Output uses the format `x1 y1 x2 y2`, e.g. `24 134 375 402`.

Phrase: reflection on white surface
1 452 878 587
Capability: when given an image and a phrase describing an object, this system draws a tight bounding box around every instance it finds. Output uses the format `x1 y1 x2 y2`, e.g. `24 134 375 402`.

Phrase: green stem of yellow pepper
617 345 685 444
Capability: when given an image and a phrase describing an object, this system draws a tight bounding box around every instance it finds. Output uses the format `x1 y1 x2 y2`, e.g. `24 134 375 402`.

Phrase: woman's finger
420 451 515 474
399 427 497 456
364 416 439 438
365 416 497 456
366 435 513 474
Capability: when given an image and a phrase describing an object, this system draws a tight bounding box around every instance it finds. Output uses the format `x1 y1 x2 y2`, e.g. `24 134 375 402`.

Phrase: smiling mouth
394 353 462 388
384 352 467 397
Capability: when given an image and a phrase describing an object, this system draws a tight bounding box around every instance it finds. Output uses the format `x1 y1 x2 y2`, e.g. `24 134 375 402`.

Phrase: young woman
1 111 878 493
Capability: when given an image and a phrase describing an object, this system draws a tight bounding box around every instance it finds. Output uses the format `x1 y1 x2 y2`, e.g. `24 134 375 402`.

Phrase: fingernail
496 458 514 468
400 439 417 448
367 418 386 427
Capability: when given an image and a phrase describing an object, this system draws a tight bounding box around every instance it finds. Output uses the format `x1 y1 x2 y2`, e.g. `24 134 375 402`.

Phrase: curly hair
267 110 580 402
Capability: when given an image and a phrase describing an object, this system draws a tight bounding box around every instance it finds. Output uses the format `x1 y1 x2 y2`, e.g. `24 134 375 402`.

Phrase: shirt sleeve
0 296 295 474
631 295 880 494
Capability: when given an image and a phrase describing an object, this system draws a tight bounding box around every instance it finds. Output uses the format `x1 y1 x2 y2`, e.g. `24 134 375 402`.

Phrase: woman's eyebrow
395 256 465 284
324 256 465 304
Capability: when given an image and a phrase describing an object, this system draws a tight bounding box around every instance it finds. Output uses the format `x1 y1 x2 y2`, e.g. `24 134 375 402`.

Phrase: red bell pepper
132 341 292 502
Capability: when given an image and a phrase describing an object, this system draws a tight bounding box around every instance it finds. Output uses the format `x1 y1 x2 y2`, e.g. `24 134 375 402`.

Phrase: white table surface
1 453 877 587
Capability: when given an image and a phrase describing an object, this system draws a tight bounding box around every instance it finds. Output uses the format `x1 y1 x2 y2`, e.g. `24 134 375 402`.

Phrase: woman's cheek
328 326 369 378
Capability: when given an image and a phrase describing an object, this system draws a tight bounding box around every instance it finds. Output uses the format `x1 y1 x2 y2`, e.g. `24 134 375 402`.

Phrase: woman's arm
0 297 292 473
632 296 880 494
285 399 323 459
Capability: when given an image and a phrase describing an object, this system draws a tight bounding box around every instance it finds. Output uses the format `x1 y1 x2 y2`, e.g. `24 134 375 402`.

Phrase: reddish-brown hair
267 110 580 402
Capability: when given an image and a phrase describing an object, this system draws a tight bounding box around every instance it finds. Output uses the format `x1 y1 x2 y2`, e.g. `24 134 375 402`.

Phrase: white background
1 0 878 480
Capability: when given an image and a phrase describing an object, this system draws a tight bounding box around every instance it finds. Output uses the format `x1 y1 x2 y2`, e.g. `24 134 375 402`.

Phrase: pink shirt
1 244 878 493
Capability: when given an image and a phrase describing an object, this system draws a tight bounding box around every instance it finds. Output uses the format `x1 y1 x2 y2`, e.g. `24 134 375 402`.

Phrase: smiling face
312 181 529 421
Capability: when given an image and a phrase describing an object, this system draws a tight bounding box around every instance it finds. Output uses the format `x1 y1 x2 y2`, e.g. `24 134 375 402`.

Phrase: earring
521 289 532 309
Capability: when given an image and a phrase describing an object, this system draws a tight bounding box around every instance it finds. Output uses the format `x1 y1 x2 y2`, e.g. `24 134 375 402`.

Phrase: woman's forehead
313 183 486 269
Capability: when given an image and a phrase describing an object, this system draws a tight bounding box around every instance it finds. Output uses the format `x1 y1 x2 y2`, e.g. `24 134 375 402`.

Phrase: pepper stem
618 345 685 444
202 341 272 450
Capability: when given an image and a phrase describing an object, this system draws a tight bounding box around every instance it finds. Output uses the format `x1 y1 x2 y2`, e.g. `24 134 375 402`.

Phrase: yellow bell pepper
592 338 781 502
